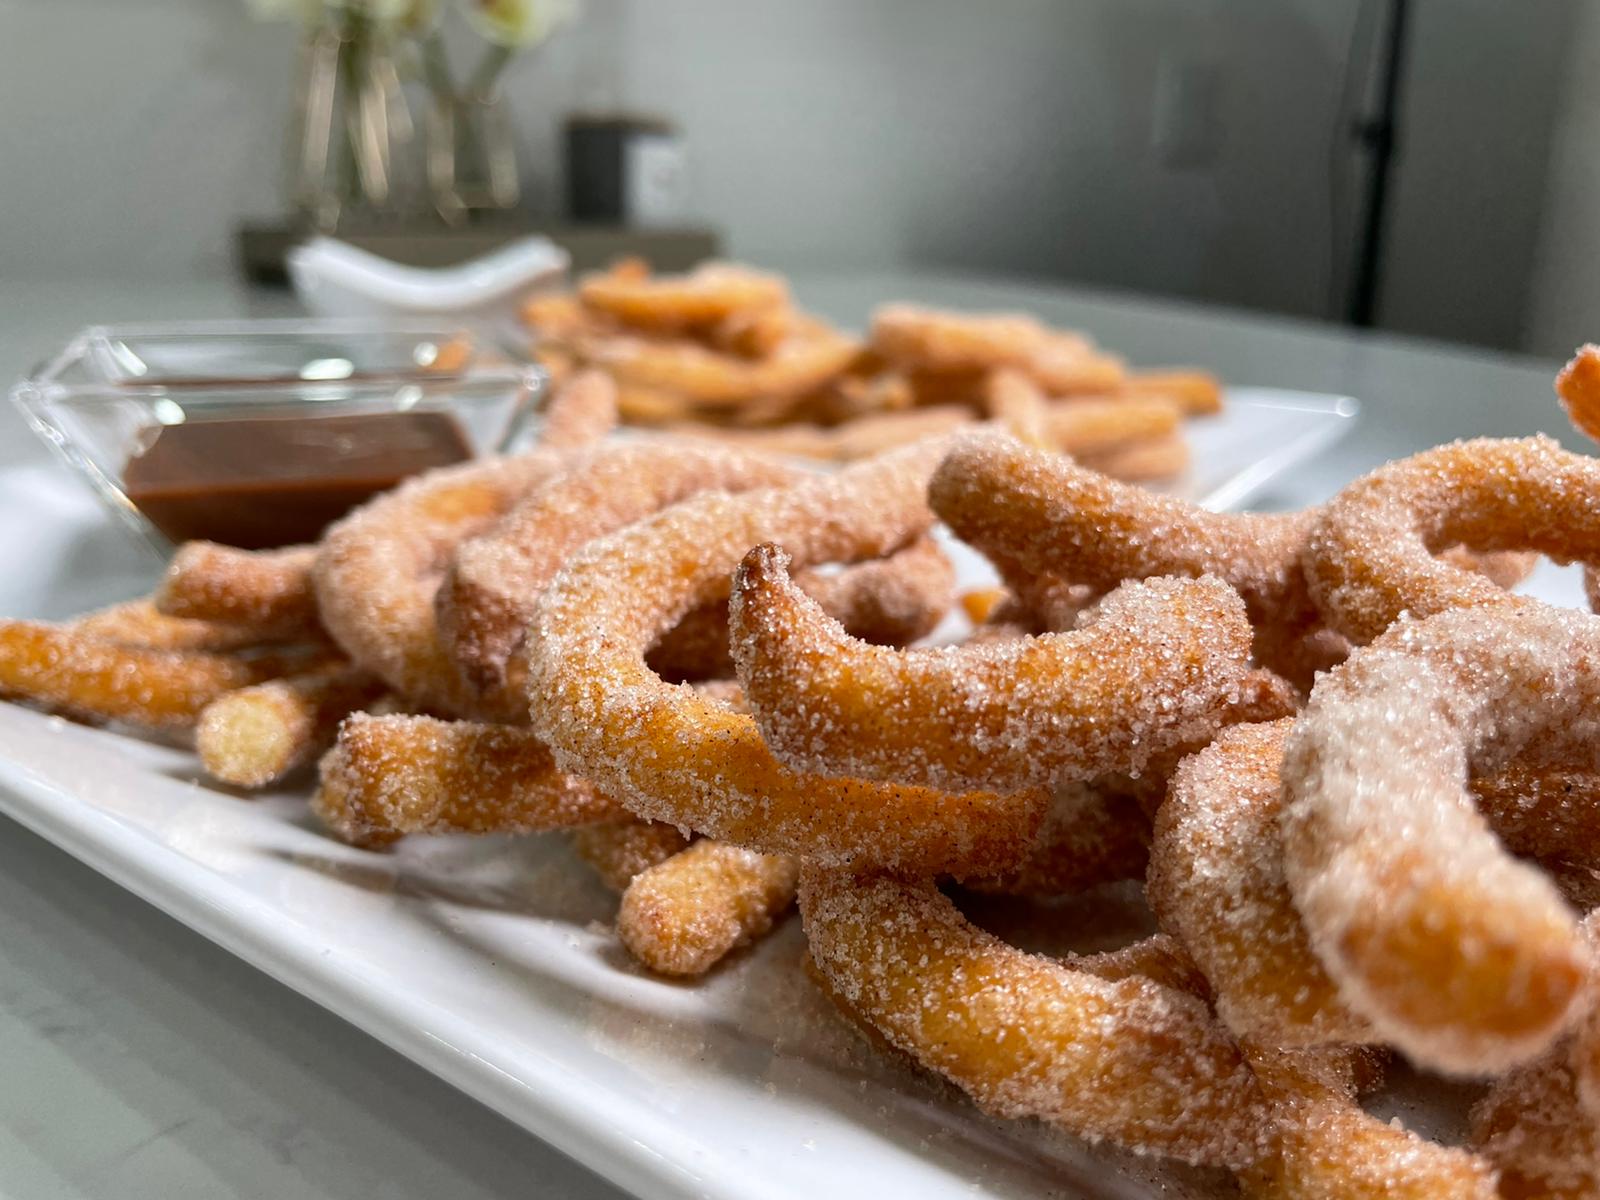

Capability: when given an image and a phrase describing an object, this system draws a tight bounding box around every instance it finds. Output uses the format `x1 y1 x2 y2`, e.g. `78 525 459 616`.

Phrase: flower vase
427 85 521 226
289 15 416 231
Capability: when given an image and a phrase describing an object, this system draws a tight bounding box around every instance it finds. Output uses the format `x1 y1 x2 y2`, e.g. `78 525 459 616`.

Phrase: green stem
335 13 363 212
420 28 458 105
468 43 513 99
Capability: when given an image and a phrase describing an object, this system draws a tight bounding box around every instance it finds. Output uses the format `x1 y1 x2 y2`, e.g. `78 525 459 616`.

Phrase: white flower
245 0 325 21
395 0 442 34
330 0 414 20
460 0 579 48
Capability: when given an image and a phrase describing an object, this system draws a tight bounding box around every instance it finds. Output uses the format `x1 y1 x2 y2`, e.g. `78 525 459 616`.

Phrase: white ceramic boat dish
288 235 569 321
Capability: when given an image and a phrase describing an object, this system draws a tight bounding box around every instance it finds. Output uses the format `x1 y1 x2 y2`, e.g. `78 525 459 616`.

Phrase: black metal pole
1347 0 1411 327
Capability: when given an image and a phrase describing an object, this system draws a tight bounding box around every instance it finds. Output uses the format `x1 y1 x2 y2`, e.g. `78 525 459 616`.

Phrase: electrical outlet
1153 54 1224 168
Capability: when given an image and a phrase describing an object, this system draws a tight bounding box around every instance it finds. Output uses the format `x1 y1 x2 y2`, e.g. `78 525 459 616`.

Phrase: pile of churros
522 259 1219 478
10 316 1600 1194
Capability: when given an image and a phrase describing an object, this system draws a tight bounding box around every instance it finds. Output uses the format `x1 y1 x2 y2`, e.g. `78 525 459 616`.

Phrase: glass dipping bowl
11 319 544 555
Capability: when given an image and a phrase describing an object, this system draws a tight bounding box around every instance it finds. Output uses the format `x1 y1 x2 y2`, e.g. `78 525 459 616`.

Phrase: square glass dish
10 319 544 555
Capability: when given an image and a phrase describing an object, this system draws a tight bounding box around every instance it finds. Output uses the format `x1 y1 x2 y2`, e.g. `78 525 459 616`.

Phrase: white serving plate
0 391 1358 1200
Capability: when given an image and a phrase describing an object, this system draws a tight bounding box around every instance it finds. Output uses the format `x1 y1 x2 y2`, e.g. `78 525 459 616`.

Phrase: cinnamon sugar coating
799 866 1274 1170
313 712 623 848
1280 605 1600 1074
729 541 1253 794
1303 437 1600 644
524 442 1049 876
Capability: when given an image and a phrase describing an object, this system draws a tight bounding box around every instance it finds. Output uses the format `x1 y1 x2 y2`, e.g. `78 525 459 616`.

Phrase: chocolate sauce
123 411 474 549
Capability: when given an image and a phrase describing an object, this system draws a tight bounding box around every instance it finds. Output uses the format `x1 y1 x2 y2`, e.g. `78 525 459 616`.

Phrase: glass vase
426 85 521 227
288 15 416 231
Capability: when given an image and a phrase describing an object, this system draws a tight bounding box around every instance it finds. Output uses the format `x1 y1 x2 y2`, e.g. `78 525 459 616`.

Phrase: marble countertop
0 273 1574 1200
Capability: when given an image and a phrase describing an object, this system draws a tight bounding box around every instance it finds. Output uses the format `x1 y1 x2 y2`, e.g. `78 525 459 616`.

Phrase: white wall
0 0 307 279
0 0 1578 353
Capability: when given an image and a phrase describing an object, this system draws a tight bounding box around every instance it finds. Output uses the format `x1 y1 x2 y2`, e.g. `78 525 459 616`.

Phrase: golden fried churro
154 541 320 635
871 304 1051 371
616 840 798 977
1302 437 1600 644
313 713 624 848
1120 369 1224 416
533 368 620 451
798 866 1273 1170
197 664 384 788
578 262 789 332
1280 605 1600 1074
1149 719 1372 1046
1557 343 1600 445
729 542 1253 794
314 451 572 719
526 442 1049 876
581 328 859 408
1239 1044 1500 1198
570 819 691 892
933 430 1316 630
437 441 799 694
0 621 330 733
981 367 1052 447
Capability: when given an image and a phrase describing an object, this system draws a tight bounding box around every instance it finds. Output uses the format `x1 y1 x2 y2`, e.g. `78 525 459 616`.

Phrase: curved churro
1303 437 1600 644
437 441 799 694
526 442 1049 876
1280 605 1600 1074
728 542 1254 794
314 452 571 719
929 431 1325 680
1154 718 1600 1050
1240 1044 1500 1198
798 866 1273 1170
1149 720 1372 1046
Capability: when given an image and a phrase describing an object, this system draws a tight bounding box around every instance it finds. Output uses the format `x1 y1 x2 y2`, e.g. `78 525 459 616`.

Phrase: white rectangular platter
0 391 1357 1200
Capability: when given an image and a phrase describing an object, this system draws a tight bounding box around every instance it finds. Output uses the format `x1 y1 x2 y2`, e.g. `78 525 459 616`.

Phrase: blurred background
2 0 1595 356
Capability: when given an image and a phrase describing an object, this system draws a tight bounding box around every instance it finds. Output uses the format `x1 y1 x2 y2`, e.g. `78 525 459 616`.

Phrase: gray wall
1525 1 1600 357
0 0 1580 354
615 0 1359 322
1378 0 1576 352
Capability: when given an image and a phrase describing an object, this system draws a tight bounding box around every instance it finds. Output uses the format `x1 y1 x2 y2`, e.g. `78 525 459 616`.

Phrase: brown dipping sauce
124 411 474 549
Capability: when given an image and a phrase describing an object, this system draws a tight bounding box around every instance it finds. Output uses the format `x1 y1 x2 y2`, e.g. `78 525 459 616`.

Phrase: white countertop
0 273 1577 1200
